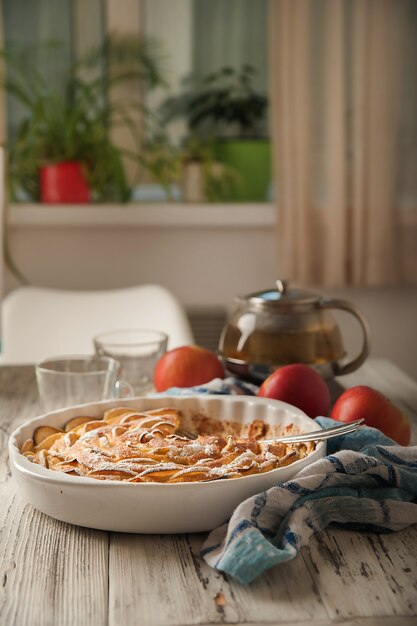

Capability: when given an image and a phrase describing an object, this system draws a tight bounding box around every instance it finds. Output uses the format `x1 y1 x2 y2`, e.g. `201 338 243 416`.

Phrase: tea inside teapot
221 317 345 367
219 280 370 382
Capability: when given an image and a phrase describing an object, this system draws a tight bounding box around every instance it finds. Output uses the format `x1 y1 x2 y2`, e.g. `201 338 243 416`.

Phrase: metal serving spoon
177 418 365 444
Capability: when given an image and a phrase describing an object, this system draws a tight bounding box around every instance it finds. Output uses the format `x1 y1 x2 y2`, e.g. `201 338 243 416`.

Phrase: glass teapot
218 280 371 383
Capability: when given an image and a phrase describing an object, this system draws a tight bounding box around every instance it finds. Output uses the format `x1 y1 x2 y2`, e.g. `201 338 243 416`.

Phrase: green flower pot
213 139 271 202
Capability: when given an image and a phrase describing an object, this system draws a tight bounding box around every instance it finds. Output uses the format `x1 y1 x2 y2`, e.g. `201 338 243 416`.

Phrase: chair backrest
1 285 194 364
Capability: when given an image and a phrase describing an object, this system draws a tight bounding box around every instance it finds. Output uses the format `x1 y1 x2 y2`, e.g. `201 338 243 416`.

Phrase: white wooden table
1 359 416 626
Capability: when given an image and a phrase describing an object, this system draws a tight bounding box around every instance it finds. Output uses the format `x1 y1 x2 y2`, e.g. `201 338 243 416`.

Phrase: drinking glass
35 355 133 412
93 329 168 395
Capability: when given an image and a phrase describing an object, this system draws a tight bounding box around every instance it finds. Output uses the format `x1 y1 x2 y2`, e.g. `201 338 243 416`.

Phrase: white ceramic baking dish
9 395 326 533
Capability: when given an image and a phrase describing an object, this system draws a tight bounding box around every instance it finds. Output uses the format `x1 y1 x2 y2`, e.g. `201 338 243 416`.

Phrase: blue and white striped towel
160 378 417 585
156 376 258 397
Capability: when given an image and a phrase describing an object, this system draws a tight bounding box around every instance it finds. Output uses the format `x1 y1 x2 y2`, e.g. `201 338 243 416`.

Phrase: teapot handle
318 298 371 376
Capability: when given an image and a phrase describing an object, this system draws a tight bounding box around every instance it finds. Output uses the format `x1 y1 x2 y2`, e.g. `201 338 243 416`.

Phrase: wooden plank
109 533 241 626
301 527 417 621
360 360 417 420
338 359 417 415
338 358 417 443
194 620 417 626
225 549 328 624
188 533 328 624
0 482 109 626
0 366 109 626
302 359 417 621
108 532 329 625
0 366 39 483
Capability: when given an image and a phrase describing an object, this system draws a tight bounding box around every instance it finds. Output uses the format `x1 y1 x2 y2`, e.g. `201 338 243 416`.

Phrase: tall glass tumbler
93 329 168 395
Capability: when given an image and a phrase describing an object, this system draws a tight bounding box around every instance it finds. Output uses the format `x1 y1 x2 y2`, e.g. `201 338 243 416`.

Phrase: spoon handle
263 418 365 444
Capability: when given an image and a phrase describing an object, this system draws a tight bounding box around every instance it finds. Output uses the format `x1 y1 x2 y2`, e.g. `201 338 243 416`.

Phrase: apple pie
20 407 316 483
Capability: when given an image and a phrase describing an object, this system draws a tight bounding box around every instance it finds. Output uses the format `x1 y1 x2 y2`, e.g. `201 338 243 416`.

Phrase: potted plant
179 137 240 203
1 37 166 203
146 134 240 203
160 65 270 202
140 131 183 201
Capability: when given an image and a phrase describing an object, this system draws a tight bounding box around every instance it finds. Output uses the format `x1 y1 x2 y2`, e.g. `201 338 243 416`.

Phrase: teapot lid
243 280 319 307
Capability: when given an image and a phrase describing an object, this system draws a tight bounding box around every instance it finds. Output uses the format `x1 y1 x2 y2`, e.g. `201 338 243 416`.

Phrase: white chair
0 285 194 364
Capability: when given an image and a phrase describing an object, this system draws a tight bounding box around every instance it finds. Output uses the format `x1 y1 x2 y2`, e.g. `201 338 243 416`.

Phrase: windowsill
8 203 275 229
9 203 417 229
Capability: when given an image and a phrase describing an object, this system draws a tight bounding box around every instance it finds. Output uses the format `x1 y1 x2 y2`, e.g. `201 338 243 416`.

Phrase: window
3 0 104 138
1 0 271 204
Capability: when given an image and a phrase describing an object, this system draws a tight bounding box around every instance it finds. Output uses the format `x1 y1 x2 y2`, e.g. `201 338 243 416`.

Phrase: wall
144 0 193 143
5 205 417 381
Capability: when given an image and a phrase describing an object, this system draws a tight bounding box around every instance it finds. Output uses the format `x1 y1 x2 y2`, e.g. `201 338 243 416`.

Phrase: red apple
153 345 225 392
331 385 411 446
257 364 331 418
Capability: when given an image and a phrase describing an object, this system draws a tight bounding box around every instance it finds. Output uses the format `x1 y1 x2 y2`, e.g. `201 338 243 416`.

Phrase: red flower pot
40 161 90 203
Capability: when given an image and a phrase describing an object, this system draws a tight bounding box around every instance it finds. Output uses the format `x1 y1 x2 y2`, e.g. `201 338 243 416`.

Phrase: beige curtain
269 0 417 287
